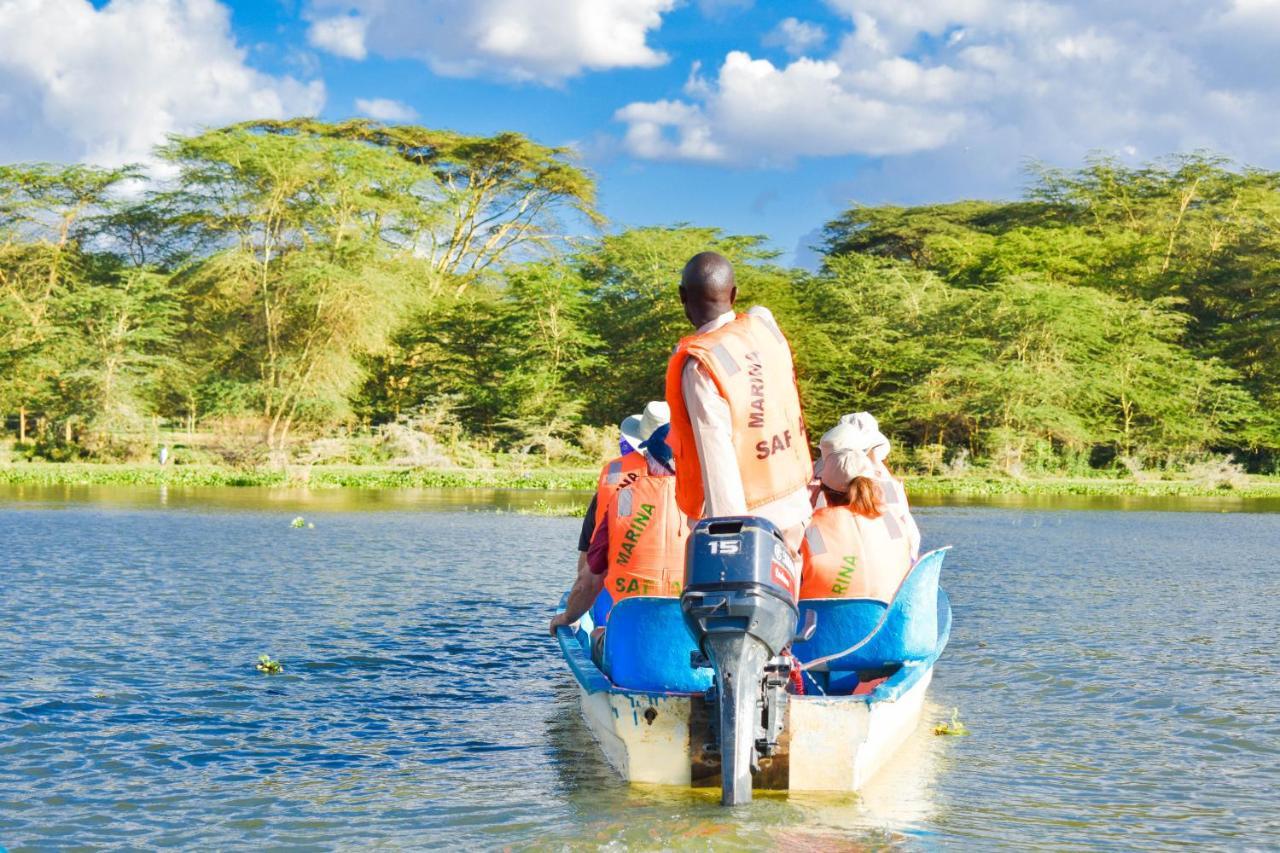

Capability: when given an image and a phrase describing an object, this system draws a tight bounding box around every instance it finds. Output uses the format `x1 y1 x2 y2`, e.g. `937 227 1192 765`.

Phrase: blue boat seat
792 548 947 675
601 598 713 693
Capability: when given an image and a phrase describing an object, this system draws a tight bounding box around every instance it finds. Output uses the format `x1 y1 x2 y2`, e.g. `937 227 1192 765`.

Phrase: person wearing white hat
814 412 920 560
798 447 913 603
552 402 672 638
550 422 685 658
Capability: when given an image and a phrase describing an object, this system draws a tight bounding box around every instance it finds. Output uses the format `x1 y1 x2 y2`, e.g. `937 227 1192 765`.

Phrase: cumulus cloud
615 51 963 166
355 97 417 122
306 0 676 83
0 0 324 166
763 18 827 56
307 14 367 60
615 0 1280 181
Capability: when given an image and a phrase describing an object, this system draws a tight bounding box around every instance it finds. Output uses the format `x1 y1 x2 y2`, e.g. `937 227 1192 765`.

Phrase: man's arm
683 359 748 517
549 516 608 635
549 560 604 636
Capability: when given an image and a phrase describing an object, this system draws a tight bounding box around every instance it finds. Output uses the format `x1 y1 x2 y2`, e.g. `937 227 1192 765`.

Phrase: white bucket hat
620 400 671 452
819 447 877 492
815 411 891 475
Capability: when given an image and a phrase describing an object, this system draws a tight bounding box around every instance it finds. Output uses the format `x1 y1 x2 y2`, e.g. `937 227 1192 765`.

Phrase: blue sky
218 0 873 262
5 0 1280 264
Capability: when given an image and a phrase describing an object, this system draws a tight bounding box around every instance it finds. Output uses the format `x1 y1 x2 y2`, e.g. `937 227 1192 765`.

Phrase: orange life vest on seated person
604 472 688 604
664 312 811 518
799 505 913 602
594 450 647 528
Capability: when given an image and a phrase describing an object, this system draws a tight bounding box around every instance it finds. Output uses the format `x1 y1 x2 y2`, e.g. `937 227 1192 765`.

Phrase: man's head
679 251 737 327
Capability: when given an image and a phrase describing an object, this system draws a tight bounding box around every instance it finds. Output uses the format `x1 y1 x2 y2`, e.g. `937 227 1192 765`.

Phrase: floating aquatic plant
290 516 306 528
256 654 284 674
519 499 582 517
933 707 969 736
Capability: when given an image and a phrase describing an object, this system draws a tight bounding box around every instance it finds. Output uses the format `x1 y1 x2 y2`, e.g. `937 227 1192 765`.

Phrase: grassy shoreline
2 462 1280 499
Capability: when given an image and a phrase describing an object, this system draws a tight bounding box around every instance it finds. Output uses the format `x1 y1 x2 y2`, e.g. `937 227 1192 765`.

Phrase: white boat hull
572 664 934 792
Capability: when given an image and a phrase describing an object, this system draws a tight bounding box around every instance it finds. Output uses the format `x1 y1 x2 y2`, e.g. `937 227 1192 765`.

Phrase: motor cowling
680 516 799 658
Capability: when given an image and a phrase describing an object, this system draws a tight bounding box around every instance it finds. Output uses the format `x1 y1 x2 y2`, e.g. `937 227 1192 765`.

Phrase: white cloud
615 51 963 166
616 0 1280 182
355 97 417 122
615 99 725 162
763 17 827 56
0 0 324 166
307 14 367 60
306 0 676 83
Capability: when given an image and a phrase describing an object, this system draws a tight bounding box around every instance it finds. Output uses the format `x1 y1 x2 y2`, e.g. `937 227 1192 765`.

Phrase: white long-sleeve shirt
680 307 812 552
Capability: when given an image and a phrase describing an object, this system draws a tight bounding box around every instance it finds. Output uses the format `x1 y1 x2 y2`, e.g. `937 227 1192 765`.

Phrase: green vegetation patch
256 654 283 675
0 462 598 491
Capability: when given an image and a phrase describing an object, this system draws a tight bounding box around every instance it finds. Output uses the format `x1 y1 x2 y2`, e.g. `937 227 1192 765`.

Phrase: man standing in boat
664 252 813 553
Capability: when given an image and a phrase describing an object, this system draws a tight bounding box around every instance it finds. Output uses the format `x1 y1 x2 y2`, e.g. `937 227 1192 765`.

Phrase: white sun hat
815 411 892 476
620 400 671 453
819 447 877 492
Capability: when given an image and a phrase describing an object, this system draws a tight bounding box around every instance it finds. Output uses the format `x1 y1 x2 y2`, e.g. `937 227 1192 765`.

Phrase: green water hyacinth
934 707 970 736
256 655 283 675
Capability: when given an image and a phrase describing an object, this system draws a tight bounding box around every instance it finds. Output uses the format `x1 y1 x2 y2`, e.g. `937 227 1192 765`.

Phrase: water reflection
0 482 589 514
7 481 1280 515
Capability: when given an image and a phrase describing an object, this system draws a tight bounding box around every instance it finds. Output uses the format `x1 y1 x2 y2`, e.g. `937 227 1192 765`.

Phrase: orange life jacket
664 312 811 518
799 505 912 602
594 451 647 529
603 472 687 604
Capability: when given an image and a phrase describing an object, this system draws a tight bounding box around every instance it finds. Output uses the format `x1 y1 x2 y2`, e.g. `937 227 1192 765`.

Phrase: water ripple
1 494 1278 848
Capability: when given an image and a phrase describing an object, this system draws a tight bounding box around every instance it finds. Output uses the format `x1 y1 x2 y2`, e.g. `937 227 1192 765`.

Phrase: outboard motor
681 517 816 806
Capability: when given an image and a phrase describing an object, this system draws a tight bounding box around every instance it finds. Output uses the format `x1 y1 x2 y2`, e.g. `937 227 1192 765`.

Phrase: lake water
2 485 1278 850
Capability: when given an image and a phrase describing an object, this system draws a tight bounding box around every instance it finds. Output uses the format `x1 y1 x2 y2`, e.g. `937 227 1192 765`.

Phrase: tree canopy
1 127 1276 471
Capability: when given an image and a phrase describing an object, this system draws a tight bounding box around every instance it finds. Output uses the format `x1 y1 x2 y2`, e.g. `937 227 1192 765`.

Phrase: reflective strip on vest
877 479 900 506
605 460 623 485
763 318 786 345
881 510 903 540
804 524 827 556
712 343 739 376
617 487 634 519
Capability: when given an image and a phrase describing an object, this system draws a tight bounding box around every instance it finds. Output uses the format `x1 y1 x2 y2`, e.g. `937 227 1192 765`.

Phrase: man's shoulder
745 305 777 326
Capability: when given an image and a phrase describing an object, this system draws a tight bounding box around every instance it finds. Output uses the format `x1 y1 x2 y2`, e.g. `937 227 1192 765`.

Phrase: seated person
813 412 920 561
563 402 670 622
549 425 687 667
799 447 913 602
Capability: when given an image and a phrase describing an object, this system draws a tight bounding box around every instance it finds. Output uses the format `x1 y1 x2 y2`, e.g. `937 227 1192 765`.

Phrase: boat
554 516 951 803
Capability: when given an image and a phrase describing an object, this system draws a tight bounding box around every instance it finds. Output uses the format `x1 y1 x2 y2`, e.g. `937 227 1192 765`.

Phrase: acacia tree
50 263 181 442
496 261 603 455
0 163 149 441
235 119 602 285
161 127 424 451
